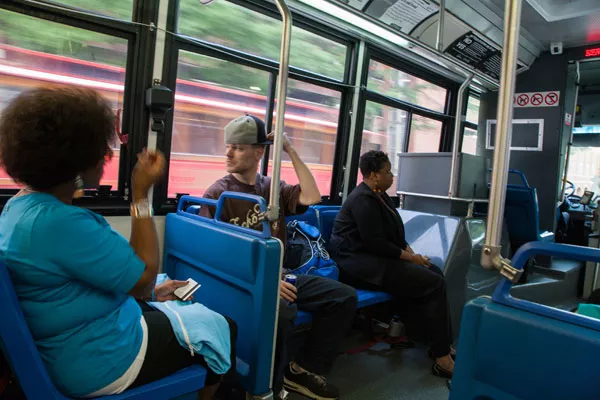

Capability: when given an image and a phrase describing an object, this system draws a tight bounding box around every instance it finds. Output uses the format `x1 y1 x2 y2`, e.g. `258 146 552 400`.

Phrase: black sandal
432 362 453 379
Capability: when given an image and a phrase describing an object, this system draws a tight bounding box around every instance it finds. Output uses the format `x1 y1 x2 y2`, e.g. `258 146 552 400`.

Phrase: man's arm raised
269 132 321 206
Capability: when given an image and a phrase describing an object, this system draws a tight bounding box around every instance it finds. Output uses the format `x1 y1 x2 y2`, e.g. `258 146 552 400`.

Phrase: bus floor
287 327 450 400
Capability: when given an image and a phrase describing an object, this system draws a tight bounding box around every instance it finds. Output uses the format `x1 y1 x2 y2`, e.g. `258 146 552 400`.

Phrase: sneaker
283 363 340 400
277 388 290 400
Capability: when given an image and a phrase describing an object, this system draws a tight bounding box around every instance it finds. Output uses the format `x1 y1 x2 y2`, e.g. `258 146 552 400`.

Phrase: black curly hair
0 86 115 191
359 150 390 178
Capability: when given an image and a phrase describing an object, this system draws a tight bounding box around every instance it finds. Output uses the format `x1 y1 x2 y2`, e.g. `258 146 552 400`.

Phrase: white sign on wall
378 0 439 34
513 91 560 108
345 0 370 10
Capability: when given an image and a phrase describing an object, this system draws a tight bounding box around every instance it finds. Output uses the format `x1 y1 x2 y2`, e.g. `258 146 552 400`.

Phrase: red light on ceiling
585 47 600 58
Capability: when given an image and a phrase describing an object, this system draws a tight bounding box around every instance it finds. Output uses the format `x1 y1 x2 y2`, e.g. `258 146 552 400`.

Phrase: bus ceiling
289 0 600 92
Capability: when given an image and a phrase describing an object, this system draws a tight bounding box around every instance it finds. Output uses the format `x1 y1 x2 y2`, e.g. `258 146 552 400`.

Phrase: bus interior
1 0 600 399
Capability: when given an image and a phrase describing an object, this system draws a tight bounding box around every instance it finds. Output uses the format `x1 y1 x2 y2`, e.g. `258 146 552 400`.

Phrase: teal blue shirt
0 193 145 397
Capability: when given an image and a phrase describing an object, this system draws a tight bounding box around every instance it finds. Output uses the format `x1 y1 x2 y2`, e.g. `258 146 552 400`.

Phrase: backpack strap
295 221 321 241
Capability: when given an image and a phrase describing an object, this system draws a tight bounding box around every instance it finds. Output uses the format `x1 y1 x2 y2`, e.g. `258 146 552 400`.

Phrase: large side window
367 60 447 113
157 0 353 204
356 52 452 196
168 51 270 197
268 80 341 195
0 8 129 191
358 102 408 195
567 146 600 195
41 1 134 20
177 0 347 81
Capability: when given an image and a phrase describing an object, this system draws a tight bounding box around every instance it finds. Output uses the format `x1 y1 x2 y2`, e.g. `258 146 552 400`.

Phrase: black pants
130 301 237 389
273 275 357 392
340 263 452 358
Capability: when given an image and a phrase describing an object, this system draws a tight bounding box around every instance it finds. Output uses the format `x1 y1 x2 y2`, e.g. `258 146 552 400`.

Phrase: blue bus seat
166 194 281 397
314 206 392 307
397 209 460 269
0 260 207 400
491 169 554 248
185 204 201 215
289 206 460 324
451 242 600 400
285 206 318 227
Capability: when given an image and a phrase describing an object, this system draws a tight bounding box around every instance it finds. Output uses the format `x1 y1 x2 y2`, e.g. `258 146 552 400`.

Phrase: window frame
154 0 358 212
345 44 459 196
0 0 157 215
460 90 480 153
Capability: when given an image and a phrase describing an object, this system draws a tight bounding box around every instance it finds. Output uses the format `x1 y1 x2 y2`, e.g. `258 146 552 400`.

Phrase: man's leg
273 299 296 396
294 275 357 374
283 275 357 400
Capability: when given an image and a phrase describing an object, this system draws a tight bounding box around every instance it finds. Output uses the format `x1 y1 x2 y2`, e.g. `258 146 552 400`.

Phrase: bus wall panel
477 52 570 232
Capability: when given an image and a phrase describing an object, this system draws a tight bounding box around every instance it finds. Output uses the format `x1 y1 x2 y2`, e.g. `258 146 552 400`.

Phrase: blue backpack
284 220 338 280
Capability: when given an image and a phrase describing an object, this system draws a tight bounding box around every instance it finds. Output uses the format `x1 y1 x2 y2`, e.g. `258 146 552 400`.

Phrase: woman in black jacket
329 150 454 378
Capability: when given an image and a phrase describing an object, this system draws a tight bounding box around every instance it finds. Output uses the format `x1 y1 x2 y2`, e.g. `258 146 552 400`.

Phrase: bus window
177 0 347 81
44 1 133 20
367 60 447 113
359 102 408 196
268 80 341 195
462 127 478 155
466 95 480 125
0 9 127 190
168 51 270 197
567 146 600 196
408 115 442 152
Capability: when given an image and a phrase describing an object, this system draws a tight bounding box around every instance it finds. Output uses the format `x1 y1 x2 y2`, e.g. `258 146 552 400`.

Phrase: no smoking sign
513 90 560 108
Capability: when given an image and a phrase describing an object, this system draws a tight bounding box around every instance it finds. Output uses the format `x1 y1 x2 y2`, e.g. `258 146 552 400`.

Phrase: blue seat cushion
356 289 392 308
292 289 391 325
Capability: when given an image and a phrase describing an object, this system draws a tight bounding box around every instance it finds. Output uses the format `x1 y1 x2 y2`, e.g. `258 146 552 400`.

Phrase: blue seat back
285 207 318 227
488 169 547 245
313 206 339 244
0 261 65 399
313 205 459 269
166 194 281 396
505 185 541 243
398 209 460 269
451 242 600 400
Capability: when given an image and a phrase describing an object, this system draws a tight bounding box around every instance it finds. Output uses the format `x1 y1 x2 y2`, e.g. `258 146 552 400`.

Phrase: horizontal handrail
397 191 489 203
492 241 600 331
177 193 271 239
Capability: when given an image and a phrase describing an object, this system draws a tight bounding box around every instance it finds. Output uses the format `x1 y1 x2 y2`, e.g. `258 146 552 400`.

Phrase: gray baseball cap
224 115 272 145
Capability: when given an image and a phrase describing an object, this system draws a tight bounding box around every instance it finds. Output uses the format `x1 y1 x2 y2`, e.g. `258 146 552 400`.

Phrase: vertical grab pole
481 0 523 270
448 73 474 197
559 61 581 200
436 0 445 51
266 0 292 222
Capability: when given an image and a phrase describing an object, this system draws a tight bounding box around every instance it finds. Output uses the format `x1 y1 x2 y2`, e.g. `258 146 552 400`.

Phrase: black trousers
273 275 357 393
130 301 237 389
340 262 452 358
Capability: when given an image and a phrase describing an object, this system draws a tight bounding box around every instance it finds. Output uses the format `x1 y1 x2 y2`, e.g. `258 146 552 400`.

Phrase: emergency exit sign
585 47 600 58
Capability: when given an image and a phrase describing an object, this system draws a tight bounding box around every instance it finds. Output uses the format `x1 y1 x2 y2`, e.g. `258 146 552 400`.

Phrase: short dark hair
0 86 115 190
359 150 390 177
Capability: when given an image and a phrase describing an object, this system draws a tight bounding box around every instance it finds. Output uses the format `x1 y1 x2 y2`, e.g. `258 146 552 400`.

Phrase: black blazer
329 182 409 285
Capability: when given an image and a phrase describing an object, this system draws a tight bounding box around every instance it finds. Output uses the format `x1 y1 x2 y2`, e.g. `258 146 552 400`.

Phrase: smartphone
174 278 201 301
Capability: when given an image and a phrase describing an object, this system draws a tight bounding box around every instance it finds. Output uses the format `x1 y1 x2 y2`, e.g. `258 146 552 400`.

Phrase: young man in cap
201 115 357 400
